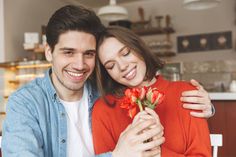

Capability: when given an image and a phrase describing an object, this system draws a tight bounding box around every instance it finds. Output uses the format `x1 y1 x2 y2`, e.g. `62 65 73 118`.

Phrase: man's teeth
67 71 83 77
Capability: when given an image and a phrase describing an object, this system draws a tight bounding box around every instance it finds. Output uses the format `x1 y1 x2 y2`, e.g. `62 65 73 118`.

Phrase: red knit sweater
92 76 211 157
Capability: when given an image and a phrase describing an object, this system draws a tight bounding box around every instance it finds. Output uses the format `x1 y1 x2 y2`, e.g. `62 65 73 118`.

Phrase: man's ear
45 43 52 62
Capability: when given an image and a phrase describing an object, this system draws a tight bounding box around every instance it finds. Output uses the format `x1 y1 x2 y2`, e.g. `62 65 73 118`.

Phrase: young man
2 4 214 157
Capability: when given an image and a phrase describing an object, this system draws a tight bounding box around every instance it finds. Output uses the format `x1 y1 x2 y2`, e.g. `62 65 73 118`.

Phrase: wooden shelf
8 80 20 84
152 51 176 57
24 43 45 53
133 27 175 36
0 60 50 69
33 47 45 53
0 112 6 115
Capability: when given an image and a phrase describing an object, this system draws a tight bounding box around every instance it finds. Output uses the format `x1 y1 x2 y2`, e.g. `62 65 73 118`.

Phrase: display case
0 60 51 114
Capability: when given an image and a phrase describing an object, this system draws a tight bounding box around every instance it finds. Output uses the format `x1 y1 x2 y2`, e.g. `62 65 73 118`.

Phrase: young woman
92 26 212 156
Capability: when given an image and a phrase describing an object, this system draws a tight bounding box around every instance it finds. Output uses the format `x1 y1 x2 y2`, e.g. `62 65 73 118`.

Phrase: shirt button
61 113 65 117
61 139 66 143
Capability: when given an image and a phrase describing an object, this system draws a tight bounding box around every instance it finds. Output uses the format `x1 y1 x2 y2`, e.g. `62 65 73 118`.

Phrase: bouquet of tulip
120 86 165 118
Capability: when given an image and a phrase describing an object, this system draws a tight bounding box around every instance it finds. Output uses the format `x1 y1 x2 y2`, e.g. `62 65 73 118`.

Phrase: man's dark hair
46 5 104 51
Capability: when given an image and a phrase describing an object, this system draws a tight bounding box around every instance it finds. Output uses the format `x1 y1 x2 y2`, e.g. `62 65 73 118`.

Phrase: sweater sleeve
182 111 211 156
161 82 211 157
161 116 211 157
92 99 116 155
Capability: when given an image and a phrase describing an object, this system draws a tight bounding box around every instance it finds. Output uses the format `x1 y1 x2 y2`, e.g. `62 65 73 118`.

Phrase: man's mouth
66 70 86 81
67 71 84 77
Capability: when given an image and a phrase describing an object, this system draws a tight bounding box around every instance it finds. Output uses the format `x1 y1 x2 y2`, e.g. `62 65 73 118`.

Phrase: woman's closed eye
121 47 131 56
105 62 115 70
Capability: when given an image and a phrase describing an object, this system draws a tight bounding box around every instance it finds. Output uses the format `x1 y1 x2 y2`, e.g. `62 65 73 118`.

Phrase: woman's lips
124 66 136 80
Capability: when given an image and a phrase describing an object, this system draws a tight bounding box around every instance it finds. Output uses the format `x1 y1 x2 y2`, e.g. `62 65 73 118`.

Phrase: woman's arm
181 79 214 118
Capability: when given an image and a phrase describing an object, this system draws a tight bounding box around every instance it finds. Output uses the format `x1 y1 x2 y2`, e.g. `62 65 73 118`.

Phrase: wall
3 0 67 62
0 0 4 62
3 0 236 62
119 0 236 62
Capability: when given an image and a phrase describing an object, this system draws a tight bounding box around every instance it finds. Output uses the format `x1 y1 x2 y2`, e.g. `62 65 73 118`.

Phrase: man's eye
64 51 73 56
84 51 95 58
63 51 73 55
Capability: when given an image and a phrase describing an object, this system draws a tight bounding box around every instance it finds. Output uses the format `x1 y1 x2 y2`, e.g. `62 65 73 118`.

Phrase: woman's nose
118 60 129 72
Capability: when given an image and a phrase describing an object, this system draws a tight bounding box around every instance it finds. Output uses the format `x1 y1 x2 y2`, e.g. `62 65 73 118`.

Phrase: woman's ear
45 44 52 62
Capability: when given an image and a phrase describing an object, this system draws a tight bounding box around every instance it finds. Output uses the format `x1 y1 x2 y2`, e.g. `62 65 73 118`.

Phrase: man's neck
58 90 83 102
50 73 84 102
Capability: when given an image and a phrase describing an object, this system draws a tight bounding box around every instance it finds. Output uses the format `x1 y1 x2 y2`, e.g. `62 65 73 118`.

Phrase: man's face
45 31 96 100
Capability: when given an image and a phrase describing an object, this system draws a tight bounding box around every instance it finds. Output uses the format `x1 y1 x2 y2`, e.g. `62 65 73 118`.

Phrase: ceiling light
97 0 128 21
183 0 221 10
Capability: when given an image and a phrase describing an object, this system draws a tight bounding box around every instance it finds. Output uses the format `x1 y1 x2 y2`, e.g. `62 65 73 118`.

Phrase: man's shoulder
9 77 48 101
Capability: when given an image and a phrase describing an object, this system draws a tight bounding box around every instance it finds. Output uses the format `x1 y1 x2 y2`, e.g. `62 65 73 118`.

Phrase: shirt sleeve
95 152 113 157
2 94 44 157
92 100 117 155
211 103 216 117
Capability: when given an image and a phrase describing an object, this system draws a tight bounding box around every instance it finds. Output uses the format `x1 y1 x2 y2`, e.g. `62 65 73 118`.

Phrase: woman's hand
132 108 163 157
112 110 164 157
181 79 214 118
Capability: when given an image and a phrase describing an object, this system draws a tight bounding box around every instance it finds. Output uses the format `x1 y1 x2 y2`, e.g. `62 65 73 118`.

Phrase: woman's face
98 37 147 87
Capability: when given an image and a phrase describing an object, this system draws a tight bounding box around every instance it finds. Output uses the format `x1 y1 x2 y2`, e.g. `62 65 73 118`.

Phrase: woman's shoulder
159 80 197 110
93 95 120 115
167 80 197 93
92 95 130 124
155 75 196 93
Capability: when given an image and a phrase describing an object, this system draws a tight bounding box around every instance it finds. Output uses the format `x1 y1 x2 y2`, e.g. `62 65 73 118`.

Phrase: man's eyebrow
59 47 75 51
85 49 96 53
59 48 96 53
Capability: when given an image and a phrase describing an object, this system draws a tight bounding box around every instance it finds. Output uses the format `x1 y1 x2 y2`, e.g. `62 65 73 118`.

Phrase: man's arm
2 94 44 157
181 79 215 118
95 152 112 157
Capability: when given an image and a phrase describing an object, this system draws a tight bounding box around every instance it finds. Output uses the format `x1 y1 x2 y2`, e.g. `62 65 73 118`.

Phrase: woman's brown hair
96 26 164 106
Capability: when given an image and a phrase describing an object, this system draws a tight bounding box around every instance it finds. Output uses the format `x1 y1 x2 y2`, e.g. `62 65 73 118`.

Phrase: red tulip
120 97 138 118
145 88 165 109
120 87 164 118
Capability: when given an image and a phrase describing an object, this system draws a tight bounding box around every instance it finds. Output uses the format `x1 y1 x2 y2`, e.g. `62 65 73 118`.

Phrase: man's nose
72 54 84 70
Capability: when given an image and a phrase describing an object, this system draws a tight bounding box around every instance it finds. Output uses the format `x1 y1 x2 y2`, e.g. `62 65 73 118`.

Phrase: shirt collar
43 68 99 106
43 68 57 100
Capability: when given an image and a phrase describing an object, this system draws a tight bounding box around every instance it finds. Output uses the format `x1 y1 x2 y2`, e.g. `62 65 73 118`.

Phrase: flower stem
137 100 143 111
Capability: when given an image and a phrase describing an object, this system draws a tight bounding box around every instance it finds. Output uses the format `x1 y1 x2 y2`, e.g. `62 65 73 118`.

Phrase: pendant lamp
183 0 221 10
97 0 128 21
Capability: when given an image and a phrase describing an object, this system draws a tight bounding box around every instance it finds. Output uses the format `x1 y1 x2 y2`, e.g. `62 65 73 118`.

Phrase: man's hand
181 79 214 118
112 111 164 157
